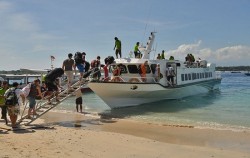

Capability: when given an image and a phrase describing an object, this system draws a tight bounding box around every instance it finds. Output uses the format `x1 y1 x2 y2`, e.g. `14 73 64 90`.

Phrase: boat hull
88 79 221 108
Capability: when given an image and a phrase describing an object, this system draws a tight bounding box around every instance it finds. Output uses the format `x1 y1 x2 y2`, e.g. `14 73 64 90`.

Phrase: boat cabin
106 58 216 87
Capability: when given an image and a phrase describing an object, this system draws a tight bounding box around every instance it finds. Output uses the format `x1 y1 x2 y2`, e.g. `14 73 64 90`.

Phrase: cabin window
188 74 191 80
200 73 204 78
109 64 128 74
197 73 200 79
185 74 188 80
145 65 151 74
192 73 196 80
181 74 184 81
120 65 128 74
205 72 208 78
127 65 139 74
150 64 157 74
127 64 152 74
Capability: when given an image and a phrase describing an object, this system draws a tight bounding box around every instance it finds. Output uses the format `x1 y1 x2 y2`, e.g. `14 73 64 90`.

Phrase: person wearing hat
114 37 122 59
62 53 76 91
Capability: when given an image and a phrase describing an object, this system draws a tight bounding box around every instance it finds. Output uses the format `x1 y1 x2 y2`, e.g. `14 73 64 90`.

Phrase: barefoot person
62 53 75 91
75 88 83 113
114 37 122 58
44 68 64 104
26 79 43 119
4 82 25 128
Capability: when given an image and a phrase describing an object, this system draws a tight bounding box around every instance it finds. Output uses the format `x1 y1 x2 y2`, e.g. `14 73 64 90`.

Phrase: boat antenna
142 2 153 42
153 43 157 59
50 55 55 70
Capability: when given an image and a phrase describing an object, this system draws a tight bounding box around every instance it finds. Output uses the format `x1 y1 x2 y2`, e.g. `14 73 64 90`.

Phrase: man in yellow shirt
114 37 122 59
134 42 141 58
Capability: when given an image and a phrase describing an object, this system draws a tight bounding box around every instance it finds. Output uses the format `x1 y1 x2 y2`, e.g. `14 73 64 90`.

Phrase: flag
50 55 55 61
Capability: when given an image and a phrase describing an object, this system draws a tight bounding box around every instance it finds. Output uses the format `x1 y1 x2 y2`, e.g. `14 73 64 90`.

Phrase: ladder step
17 80 85 126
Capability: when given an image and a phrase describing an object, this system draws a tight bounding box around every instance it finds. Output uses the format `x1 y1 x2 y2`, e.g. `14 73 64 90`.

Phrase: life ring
128 78 140 83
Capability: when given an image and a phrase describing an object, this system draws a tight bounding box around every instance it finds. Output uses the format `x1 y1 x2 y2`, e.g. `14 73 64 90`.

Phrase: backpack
104 56 115 64
74 52 83 64
28 83 37 97
5 88 18 106
91 60 100 68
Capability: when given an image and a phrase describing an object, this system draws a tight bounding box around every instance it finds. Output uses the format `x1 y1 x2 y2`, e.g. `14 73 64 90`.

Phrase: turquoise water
56 72 250 131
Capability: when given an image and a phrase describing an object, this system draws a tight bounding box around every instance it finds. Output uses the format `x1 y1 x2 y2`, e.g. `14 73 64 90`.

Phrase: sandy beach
1 111 250 158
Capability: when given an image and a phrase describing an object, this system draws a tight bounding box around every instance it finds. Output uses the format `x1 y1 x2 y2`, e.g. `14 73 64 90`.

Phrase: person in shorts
26 79 43 119
4 82 25 128
74 88 83 113
44 68 64 104
62 53 75 90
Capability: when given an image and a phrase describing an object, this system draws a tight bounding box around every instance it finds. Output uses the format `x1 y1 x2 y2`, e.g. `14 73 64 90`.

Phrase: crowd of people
0 50 105 128
0 36 181 128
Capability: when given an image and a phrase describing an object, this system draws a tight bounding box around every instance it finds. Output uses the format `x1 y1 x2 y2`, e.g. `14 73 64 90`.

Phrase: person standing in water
75 88 83 113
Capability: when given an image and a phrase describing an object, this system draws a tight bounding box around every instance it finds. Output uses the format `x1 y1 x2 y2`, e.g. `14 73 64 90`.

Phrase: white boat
245 71 250 76
0 73 43 88
88 32 222 108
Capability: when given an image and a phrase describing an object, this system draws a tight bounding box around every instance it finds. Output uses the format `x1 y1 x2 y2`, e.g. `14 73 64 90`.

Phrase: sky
0 0 250 70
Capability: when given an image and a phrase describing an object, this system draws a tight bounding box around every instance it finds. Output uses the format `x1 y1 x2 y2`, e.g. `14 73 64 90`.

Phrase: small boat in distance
245 71 250 76
87 32 222 109
231 71 241 73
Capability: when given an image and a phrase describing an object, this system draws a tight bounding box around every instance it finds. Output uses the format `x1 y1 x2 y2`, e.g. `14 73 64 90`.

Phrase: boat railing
101 75 159 83
86 68 159 84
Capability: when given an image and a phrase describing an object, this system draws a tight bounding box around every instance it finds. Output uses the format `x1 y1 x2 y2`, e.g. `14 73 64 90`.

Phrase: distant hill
0 66 250 75
216 66 250 71
1 66 250 74
0 70 42 74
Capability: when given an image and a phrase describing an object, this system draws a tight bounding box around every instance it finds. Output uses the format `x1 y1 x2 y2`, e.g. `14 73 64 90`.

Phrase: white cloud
167 40 202 58
7 13 39 32
166 41 250 66
0 1 65 70
215 45 250 60
0 1 11 11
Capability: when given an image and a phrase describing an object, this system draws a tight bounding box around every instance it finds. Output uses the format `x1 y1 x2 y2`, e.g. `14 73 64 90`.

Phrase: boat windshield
109 64 128 74
110 64 153 74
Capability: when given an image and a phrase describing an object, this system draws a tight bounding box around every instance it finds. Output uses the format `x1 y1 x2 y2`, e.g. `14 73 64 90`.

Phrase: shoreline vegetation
1 66 250 74
1 111 250 158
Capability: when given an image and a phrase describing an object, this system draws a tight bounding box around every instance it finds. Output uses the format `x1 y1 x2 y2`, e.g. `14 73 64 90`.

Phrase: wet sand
0 111 250 158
